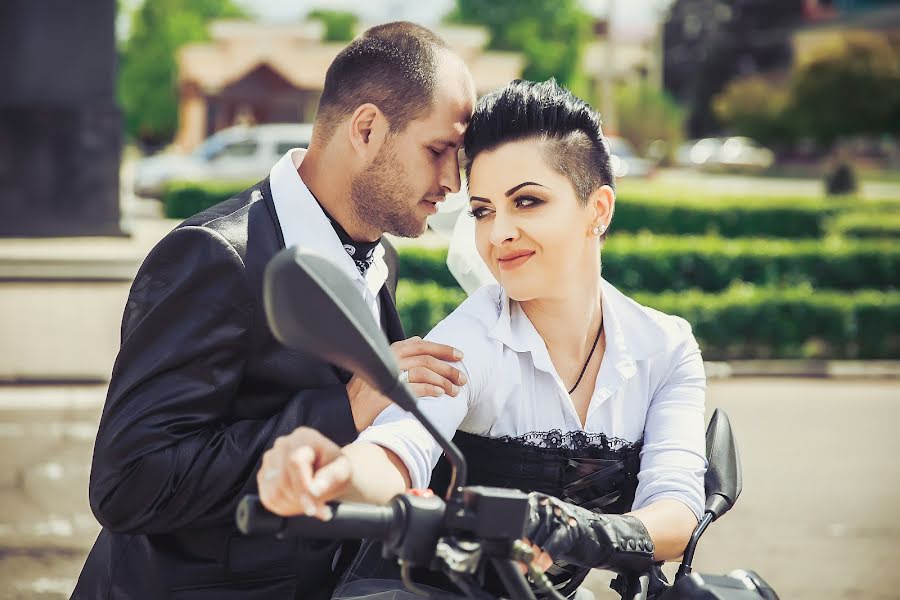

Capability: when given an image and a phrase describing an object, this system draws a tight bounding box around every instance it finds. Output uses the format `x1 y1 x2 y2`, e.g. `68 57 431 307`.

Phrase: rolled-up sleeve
356 309 490 490
632 327 708 520
356 390 469 490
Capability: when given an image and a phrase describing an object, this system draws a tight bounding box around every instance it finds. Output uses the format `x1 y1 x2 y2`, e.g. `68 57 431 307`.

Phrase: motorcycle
236 246 780 600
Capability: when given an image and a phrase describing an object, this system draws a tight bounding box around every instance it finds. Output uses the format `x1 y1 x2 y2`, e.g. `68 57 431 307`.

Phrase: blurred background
0 0 898 598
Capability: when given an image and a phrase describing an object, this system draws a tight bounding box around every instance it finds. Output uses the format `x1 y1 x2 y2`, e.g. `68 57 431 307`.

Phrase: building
792 1 900 66
174 20 524 151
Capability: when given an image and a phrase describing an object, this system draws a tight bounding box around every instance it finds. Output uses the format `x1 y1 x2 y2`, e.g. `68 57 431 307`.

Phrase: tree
663 0 806 137
118 0 244 147
307 9 358 42
787 31 900 143
448 0 592 91
712 74 793 144
615 83 686 159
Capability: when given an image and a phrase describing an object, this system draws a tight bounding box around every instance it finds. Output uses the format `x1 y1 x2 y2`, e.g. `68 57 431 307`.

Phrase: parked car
674 137 774 172
133 123 315 198
715 136 775 171
675 137 723 168
606 135 656 178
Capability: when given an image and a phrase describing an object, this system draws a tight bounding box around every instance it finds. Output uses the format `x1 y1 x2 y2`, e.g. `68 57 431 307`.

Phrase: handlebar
236 495 397 540
236 491 558 600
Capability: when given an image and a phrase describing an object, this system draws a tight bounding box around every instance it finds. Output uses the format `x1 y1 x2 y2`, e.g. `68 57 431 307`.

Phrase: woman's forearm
628 498 698 561
339 442 412 505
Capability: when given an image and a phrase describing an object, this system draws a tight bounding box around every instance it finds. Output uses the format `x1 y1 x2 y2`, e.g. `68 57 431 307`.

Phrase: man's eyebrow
433 139 459 148
505 181 548 196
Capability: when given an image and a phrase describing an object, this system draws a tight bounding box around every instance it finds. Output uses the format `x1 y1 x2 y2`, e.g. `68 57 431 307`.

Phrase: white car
715 136 775 171
675 137 774 172
134 123 315 198
606 136 656 178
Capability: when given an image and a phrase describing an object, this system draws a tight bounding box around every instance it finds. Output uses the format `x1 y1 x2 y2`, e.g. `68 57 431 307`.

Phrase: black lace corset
431 430 643 516
427 430 643 596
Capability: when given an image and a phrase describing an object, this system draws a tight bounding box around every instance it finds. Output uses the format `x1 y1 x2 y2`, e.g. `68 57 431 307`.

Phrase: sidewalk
0 385 105 599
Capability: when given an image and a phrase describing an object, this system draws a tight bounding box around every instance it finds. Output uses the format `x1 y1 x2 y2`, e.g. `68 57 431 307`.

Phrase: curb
0 362 897 412
703 360 900 379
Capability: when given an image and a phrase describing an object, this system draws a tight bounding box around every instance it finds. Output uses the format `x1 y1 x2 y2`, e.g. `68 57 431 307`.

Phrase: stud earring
592 224 605 236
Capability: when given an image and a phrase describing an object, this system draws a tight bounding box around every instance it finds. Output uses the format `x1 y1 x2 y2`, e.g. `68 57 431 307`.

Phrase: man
72 22 475 600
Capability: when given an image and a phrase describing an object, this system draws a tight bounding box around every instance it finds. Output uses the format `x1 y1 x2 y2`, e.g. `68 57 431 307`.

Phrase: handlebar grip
236 495 397 541
236 495 287 535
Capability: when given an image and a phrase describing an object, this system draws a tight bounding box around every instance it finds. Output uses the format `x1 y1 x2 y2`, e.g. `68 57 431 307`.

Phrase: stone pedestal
0 0 122 237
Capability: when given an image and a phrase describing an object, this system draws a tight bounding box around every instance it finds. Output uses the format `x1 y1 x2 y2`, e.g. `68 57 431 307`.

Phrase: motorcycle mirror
263 246 402 401
703 408 743 520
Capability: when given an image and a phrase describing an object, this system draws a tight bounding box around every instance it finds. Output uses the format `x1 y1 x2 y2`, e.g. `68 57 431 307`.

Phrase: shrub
631 285 899 360
398 236 900 293
601 234 899 292
395 280 466 337
828 212 900 240
395 281 900 359
613 193 839 238
162 180 256 219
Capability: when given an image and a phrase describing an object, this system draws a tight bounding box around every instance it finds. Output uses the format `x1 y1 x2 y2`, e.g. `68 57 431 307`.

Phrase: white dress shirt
268 148 388 322
357 280 708 520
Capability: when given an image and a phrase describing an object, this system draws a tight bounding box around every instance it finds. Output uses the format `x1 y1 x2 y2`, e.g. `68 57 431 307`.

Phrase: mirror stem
385 378 467 500
674 511 714 581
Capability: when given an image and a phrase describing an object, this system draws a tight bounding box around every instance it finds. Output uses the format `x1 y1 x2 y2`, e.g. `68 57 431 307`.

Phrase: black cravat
312 196 380 277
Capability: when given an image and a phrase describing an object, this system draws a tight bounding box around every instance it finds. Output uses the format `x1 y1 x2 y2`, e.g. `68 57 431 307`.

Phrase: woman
266 79 707 598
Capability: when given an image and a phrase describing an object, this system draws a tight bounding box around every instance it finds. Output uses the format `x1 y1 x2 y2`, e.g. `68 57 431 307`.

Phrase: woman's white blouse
357 280 708 520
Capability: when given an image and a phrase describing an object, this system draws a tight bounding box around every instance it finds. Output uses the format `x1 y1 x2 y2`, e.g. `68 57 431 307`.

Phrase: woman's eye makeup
467 195 543 220
514 195 543 208
467 206 491 219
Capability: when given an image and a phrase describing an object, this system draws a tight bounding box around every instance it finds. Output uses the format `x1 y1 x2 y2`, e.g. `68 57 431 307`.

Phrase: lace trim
493 429 641 452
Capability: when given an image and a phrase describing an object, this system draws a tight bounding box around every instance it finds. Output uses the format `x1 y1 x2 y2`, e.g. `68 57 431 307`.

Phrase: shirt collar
269 148 387 296
487 279 660 381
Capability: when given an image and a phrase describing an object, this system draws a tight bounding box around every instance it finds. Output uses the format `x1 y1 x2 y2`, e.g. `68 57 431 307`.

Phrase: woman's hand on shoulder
346 336 468 432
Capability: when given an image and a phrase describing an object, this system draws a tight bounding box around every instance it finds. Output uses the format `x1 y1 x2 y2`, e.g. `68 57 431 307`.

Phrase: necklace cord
567 319 604 394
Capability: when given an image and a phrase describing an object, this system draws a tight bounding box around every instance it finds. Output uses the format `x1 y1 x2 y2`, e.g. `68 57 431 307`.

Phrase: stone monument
0 0 123 237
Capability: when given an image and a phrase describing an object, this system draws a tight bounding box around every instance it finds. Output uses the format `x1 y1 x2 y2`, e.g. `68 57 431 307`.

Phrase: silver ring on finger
399 369 410 384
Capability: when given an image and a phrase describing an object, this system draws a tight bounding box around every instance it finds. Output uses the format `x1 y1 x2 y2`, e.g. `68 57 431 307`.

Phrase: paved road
651 168 900 201
586 378 900 599
0 378 897 599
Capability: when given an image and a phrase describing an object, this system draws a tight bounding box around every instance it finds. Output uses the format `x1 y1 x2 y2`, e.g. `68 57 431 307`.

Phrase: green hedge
396 281 900 360
612 194 839 238
632 285 900 360
601 234 899 292
163 180 257 219
163 180 900 240
396 280 467 337
827 212 900 239
398 247 459 289
398 236 900 293
613 194 899 238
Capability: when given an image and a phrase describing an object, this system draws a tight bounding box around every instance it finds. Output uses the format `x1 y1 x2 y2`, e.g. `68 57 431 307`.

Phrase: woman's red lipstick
497 250 535 270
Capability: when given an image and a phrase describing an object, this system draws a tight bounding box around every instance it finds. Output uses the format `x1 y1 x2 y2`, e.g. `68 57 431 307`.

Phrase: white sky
235 0 671 38
116 0 672 42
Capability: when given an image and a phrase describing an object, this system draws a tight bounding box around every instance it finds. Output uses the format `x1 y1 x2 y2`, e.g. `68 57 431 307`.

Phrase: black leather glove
524 492 655 573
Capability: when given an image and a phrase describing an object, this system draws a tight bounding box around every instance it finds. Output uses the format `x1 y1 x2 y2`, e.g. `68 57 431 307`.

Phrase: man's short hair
463 79 615 203
314 22 449 142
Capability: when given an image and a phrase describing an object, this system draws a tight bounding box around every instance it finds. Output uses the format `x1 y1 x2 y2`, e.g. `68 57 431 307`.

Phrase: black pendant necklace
567 319 604 394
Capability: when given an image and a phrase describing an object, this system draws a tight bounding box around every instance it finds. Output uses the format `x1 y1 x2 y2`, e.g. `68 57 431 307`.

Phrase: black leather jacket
71 179 404 600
